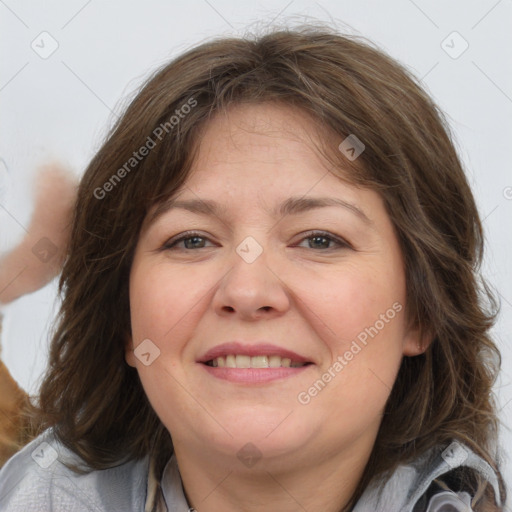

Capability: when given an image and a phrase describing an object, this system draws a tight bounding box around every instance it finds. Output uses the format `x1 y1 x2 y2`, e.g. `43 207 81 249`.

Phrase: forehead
146 103 353 212
143 101 380 232
182 102 357 194
193 102 328 167
143 120 388 248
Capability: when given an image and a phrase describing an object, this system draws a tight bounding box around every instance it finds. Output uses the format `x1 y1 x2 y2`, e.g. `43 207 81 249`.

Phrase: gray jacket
0 429 503 511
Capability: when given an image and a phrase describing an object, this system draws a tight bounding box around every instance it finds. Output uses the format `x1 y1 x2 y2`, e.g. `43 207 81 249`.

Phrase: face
126 103 423 471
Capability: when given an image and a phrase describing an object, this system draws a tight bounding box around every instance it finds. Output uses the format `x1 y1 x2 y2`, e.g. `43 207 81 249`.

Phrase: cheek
129 276 168 341
300 297 405 440
129 260 202 342
128 261 199 420
301 260 406 406
304 260 406 346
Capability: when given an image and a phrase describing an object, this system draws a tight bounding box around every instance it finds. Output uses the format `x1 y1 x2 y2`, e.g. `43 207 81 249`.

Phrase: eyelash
162 230 351 251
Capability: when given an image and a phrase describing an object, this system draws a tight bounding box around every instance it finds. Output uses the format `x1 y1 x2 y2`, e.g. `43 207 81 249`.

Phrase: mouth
197 342 314 383
204 355 312 369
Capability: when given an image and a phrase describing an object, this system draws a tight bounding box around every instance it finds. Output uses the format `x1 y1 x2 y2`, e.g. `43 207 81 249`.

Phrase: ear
124 332 138 368
402 323 434 357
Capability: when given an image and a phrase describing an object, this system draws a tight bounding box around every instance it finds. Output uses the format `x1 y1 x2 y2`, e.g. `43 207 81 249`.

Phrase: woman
0 26 507 511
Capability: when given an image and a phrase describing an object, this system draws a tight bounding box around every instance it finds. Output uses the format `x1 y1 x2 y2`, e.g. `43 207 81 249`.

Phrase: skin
126 103 427 512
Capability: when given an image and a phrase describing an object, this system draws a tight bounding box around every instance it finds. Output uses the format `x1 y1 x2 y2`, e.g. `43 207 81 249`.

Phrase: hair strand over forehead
29 24 506 510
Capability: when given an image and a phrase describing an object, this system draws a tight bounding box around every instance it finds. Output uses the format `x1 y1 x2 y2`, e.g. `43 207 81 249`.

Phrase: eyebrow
148 196 373 225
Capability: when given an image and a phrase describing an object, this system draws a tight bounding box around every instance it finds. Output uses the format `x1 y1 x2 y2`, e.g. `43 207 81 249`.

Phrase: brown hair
30 24 507 510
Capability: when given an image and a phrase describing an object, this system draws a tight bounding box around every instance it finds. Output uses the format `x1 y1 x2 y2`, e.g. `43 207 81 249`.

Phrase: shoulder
353 440 503 512
0 429 149 512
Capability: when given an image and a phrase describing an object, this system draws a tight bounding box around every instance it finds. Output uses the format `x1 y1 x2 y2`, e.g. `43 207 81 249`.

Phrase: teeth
251 355 268 368
236 355 251 368
269 355 281 368
208 355 307 369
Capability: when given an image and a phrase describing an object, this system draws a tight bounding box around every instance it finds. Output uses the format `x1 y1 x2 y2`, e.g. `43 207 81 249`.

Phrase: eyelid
295 230 353 250
161 230 353 251
162 230 216 249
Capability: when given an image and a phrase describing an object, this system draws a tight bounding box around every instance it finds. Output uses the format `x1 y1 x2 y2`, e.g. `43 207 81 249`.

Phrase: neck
172 442 372 512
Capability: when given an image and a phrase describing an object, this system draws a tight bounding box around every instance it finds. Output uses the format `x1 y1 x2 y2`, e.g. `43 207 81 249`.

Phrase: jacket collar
353 440 502 511
159 440 502 512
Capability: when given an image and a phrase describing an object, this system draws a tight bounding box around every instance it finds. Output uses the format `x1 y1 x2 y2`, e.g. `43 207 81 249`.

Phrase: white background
1 0 511 506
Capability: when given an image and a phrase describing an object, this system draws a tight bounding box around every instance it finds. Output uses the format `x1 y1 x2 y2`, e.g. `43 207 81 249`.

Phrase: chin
198 412 317 463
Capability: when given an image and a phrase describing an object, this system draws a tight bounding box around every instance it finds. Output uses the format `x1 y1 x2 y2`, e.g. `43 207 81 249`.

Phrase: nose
212 241 291 321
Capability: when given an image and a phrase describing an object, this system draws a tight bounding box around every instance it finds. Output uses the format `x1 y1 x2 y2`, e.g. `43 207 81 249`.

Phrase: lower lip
199 363 311 383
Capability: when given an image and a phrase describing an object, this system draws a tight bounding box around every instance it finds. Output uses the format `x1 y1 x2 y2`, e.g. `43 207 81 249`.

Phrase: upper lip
198 342 312 364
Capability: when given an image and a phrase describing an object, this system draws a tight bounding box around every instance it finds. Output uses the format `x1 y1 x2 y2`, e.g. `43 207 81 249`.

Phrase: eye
163 231 214 250
162 230 351 252
295 231 351 251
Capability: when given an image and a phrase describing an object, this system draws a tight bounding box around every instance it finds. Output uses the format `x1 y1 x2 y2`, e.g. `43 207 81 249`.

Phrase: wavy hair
30 25 506 510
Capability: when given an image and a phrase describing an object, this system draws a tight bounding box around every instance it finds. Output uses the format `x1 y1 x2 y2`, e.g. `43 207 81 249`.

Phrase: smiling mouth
204 355 312 369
